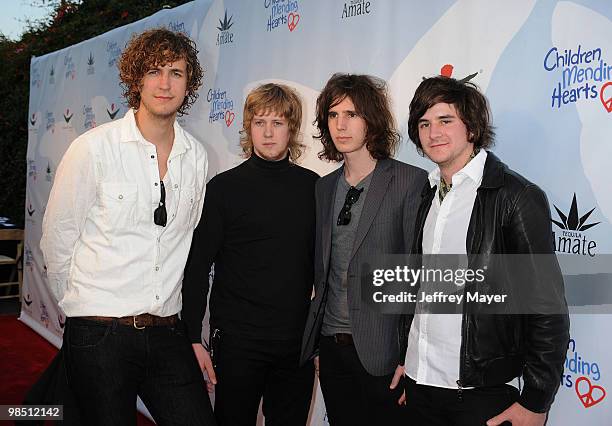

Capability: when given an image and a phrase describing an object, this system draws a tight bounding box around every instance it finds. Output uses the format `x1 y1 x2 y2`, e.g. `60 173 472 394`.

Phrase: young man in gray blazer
300 73 427 425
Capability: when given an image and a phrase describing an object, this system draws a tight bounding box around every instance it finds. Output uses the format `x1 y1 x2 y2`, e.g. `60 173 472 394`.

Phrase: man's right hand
192 343 217 393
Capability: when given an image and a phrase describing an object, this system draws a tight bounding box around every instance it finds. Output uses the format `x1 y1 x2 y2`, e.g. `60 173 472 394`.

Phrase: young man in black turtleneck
182 83 318 426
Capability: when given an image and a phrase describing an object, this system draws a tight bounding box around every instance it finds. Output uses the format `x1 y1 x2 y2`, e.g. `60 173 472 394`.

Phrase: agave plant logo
63 108 73 123
107 103 120 119
552 193 600 231
217 10 234 31
87 52 95 75
552 193 599 257
216 10 235 46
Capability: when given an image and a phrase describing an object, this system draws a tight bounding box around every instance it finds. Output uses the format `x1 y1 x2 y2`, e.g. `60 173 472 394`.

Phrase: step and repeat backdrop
22 0 611 423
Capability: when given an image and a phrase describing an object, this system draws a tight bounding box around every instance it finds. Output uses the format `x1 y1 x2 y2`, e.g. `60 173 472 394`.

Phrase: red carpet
0 315 154 425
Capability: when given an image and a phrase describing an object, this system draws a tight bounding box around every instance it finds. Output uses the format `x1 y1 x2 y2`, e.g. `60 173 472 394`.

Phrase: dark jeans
64 317 215 426
318 335 406 426
212 330 314 426
404 375 519 426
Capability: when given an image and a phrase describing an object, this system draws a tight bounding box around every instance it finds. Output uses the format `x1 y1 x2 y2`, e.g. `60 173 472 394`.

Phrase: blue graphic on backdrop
264 0 300 32
544 45 612 109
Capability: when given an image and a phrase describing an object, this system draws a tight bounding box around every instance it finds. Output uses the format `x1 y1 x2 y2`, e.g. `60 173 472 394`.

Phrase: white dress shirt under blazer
41 109 207 318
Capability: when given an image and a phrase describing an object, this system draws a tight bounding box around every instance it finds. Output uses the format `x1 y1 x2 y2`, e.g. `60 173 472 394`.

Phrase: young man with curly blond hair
182 83 318 425
41 28 215 425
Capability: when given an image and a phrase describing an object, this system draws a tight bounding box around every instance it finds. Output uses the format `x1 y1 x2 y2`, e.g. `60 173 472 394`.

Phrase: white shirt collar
119 108 191 156
428 149 488 188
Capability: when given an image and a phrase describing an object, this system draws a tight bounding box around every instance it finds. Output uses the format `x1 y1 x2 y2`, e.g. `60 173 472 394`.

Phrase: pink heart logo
288 13 300 32
225 110 235 127
575 376 606 408
599 81 612 113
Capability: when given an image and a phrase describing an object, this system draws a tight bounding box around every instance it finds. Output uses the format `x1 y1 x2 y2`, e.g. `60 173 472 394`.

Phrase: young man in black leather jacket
403 75 569 426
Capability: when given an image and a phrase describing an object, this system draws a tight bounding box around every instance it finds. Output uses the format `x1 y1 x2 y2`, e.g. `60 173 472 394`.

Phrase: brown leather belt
327 333 353 346
80 313 178 329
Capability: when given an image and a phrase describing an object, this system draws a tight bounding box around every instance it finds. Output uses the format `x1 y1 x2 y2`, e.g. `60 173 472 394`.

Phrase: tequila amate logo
552 193 599 257
341 0 372 19
87 52 95 75
216 10 235 46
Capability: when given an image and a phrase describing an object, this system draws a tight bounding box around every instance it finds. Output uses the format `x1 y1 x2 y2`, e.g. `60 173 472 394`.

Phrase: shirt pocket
176 186 201 229
99 182 138 229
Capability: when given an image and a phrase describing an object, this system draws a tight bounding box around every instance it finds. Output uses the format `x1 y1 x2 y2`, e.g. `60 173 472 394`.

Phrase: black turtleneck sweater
182 154 318 343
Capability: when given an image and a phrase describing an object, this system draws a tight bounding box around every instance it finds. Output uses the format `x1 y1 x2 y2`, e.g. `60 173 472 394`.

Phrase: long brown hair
315 73 400 162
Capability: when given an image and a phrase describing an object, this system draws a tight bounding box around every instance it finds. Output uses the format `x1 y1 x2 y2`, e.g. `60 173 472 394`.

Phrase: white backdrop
22 0 612 424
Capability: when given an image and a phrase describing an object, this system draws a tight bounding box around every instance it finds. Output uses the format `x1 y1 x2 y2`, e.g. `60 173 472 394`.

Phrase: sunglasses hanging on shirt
337 186 364 226
154 181 167 227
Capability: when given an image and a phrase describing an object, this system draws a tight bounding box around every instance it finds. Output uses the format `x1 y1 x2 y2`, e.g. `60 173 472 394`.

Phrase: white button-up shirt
41 109 207 317
405 150 487 389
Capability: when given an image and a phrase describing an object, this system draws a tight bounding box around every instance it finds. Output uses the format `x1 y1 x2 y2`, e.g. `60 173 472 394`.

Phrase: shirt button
154 182 158 186
155 295 160 300
174 184 178 189
155 266 159 272
118 194 123 200
151 155 155 159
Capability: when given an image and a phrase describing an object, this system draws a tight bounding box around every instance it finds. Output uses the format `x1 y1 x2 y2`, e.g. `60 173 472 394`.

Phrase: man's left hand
487 402 546 426
389 365 406 405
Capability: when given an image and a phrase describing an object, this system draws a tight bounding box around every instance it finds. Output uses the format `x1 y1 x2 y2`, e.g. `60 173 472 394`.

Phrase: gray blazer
300 158 427 376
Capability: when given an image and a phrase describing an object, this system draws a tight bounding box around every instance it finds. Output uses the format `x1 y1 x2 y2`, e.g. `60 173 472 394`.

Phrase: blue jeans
64 317 215 426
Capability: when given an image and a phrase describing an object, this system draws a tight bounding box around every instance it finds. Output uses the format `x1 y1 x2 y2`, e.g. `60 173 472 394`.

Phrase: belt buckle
133 315 146 330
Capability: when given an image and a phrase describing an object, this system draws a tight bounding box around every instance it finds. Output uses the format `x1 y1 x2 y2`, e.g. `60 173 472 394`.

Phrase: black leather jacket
406 152 570 413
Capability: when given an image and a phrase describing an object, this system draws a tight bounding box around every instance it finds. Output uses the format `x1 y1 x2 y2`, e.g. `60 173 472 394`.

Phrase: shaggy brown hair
240 83 305 162
315 73 400 162
408 76 495 154
118 28 203 116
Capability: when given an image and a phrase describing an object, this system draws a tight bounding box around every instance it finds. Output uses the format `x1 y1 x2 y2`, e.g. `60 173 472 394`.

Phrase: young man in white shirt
41 28 214 425
403 75 569 426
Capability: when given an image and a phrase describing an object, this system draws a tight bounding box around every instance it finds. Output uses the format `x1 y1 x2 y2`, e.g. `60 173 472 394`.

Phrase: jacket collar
479 151 505 189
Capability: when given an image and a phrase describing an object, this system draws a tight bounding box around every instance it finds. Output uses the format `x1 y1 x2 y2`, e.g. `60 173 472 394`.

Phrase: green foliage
0 0 191 227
